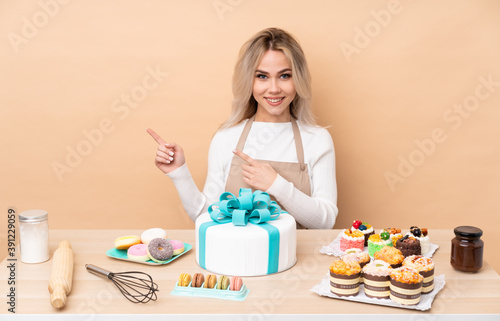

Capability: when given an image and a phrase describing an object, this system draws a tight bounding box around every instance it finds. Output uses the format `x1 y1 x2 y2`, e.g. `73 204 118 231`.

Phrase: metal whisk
86 264 159 303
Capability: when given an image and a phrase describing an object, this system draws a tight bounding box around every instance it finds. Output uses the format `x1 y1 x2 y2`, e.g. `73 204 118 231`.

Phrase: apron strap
235 115 256 151
236 115 307 171
290 118 306 171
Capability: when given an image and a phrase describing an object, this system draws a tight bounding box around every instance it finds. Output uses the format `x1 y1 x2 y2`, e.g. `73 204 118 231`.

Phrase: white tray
310 273 445 311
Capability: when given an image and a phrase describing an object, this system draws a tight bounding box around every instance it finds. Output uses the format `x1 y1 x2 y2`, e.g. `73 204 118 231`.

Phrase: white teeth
266 98 283 103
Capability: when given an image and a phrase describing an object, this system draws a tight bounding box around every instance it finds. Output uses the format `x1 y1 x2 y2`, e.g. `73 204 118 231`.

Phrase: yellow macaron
178 273 192 287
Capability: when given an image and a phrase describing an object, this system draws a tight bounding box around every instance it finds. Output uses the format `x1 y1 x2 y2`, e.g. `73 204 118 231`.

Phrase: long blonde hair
220 28 316 129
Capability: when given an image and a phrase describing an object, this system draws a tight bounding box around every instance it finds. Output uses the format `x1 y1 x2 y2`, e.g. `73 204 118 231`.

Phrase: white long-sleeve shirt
167 119 338 229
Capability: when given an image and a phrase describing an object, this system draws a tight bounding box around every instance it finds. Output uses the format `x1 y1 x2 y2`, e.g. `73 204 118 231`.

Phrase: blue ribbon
199 188 284 274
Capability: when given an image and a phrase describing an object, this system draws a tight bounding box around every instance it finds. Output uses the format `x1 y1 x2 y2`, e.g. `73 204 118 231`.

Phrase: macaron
230 276 243 291
141 228 167 244
178 273 191 287
191 273 205 287
216 275 230 290
115 235 141 250
169 240 185 256
127 244 149 262
204 274 217 288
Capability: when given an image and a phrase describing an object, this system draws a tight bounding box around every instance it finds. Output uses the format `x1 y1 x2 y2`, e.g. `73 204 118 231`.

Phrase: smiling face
252 50 296 122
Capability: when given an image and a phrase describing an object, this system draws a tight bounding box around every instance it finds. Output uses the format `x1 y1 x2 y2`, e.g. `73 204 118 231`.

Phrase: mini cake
341 250 370 284
387 227 403 245
362 260 392 299
351 220 374 246
341 251 370 269
374 246 404 268
367 231 392 257
329 260 362 297
389 267 423 305
409 226 431 255
339 229 365 251
396 235 421 257
403 255 435 294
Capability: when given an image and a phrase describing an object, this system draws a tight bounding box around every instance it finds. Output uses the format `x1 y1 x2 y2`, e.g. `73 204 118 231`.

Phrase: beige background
1 1 499 272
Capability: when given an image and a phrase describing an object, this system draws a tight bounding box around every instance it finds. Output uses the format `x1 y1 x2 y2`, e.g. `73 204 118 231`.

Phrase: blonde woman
147 28 338 229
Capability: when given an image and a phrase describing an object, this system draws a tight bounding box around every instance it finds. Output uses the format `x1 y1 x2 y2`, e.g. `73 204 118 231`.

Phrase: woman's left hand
233 149 277 191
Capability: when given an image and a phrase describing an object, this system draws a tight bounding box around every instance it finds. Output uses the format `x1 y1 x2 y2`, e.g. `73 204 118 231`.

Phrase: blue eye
256 74 267 79
280 73 291 79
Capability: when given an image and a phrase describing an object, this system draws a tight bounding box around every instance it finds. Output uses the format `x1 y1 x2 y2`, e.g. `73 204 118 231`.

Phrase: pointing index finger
146 128 166 145
233 149 256 165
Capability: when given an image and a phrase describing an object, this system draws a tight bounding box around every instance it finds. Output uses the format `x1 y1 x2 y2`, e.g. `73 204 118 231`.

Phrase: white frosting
141 228 167 244
195 212 297 276
405 232 430 254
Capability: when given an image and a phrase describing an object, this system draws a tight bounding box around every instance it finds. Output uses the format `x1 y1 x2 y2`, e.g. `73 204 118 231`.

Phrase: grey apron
224 115 311 229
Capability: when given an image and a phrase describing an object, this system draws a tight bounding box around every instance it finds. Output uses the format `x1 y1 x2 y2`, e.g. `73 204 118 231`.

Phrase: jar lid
454 226 483 238
19 209 48 223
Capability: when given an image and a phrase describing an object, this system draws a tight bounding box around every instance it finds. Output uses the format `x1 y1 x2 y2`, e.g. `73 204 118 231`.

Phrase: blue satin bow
208 188 283 226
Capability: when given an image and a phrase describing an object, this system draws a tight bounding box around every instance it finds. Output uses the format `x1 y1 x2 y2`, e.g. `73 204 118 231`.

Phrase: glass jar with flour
19 209 50 263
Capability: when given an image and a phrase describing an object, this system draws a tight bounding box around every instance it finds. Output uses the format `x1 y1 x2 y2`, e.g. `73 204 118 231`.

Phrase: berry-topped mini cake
389 267 423 305
403 255 435 294
373 246 404 268
367 230 393 257
408 226 430 254
362 260 392 299
387 227 403 245
339 229 365 251
329 260 362 297
396 235 421 257
351 220 375 246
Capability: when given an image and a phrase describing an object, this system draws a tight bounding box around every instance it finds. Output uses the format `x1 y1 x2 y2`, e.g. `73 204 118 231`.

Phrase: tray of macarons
107 228 192 265
171 273 249 301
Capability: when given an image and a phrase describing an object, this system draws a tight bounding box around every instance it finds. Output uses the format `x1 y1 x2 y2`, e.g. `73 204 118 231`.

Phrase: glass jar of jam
450 226 483 272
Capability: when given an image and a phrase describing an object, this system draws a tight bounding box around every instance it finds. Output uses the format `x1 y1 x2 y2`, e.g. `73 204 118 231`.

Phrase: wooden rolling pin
48 241 74 309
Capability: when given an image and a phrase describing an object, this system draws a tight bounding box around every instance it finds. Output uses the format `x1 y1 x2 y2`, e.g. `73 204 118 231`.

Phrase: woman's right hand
147 128 186 174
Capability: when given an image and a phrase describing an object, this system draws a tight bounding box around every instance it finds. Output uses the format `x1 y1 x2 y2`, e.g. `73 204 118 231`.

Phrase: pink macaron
169 240 185 256
230 276 243 291
127 244 149 262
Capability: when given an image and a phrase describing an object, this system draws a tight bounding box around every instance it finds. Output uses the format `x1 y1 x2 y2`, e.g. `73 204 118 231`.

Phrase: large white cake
195 212 297 276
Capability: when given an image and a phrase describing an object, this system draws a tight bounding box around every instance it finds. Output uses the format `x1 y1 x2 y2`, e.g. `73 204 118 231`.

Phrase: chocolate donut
147 238 173 263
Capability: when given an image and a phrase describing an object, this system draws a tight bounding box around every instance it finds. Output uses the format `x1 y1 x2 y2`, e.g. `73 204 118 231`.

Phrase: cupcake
387 227 403 245
367 231 392 257
389 267 423 305
374 246 404 268
403 255 435 294
341 250 371 269
396 235 421 257
351 220 375 246
342 250 371 284
409 226 431 255
339 229 364 251
362 260 392 299
329 260 362 297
